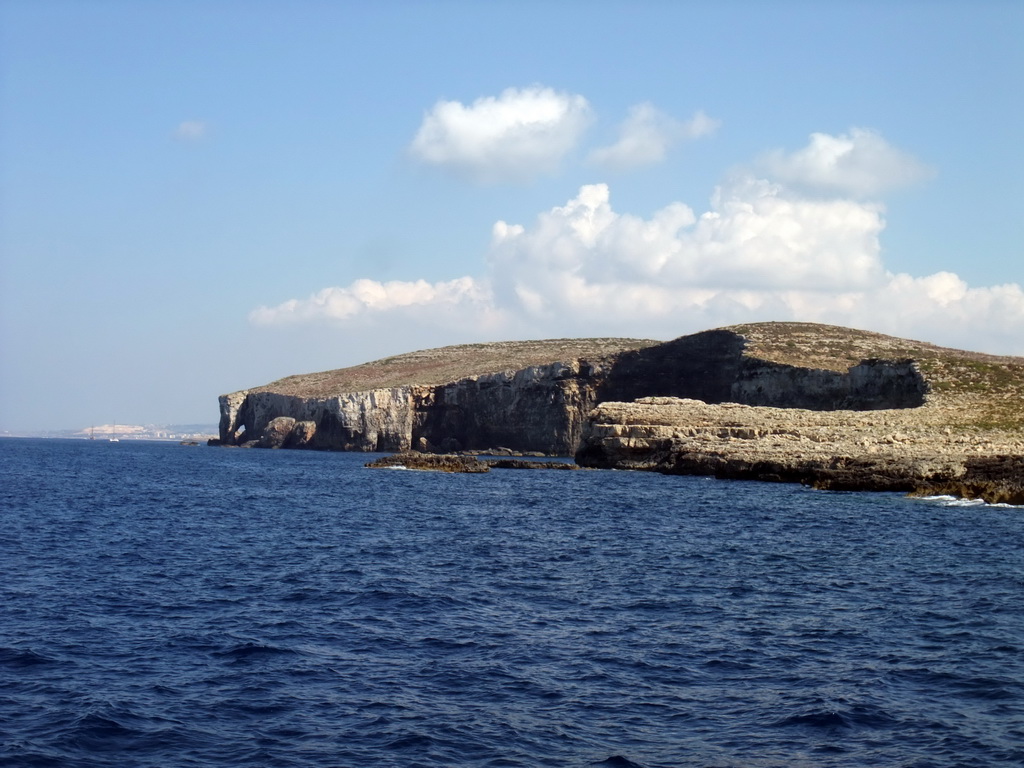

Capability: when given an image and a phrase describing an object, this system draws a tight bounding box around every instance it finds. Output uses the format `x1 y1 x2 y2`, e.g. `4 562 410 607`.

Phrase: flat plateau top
729 321 1019 370
251 337 657 398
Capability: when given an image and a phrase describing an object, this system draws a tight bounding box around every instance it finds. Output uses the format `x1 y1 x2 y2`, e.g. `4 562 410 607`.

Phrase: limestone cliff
217 339 647 454
215 323 982 455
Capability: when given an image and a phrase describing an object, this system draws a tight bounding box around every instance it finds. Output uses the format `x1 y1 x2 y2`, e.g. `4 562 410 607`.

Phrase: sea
1 438 1022 768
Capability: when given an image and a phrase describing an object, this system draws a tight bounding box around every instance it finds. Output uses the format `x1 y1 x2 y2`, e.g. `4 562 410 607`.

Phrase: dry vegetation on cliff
252 338 657 398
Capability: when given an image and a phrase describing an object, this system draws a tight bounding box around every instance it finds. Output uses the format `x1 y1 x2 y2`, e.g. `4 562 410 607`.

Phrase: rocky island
216 322 1024 503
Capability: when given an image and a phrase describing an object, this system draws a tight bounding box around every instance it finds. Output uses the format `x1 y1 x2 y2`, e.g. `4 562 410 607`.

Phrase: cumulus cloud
758 127 933 197
409 86 592 183
174 120 207 141
486 180 889 326
253 128 1023 355
588 104 719 170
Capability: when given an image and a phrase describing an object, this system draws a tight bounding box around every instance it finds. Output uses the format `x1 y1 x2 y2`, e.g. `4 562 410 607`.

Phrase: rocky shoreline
576 397 1024 505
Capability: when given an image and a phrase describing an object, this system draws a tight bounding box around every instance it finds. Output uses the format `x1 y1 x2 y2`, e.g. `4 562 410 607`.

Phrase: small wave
71 712 138 740
345 588 467 610
956 676 1020 700
384 731 434 750
419 636 480 651
0 647 60 667
212 641 298 660
772 710 851 729
54 706 193 755
772 705 899 731
703 658 753 671
925 495 987 507
591 757 646 768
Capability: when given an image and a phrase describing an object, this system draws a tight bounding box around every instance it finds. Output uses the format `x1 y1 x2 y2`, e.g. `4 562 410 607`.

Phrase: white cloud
490 180 886 302
759 127 933 198
838 272 1024 353
249 276 501 331
409 86 592 183
174 120 207 141
588 104 719 170
252 129 1023 356
485 181 889 331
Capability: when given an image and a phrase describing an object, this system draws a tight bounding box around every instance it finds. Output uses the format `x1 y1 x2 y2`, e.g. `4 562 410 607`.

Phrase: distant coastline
1 424 219 441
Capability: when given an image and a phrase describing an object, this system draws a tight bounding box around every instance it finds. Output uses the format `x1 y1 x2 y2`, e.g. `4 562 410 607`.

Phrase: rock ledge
576 397 1024 504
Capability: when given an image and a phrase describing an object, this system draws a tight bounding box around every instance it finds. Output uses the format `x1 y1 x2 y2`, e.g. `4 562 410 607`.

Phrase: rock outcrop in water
364 453 581 473
216 322 1024 502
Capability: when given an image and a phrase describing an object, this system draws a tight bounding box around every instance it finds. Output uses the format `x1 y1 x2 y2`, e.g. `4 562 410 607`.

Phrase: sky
1 0 1022 432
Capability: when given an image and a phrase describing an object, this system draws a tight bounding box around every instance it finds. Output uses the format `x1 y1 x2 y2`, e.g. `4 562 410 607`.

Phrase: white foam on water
914 494 1022 509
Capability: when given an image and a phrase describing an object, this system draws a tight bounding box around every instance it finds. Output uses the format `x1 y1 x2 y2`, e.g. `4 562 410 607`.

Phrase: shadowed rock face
409 361 610 455
216 325 933 455
598 330 748 405
598 331 927 410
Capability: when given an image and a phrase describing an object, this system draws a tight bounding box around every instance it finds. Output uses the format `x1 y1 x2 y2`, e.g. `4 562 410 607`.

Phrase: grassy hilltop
249 338 657 397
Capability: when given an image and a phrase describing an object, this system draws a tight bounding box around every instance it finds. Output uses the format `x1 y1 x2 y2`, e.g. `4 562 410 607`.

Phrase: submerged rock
364 453 583 473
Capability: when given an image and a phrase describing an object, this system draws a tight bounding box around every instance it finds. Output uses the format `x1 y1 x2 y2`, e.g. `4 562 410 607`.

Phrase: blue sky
1 1 1022 432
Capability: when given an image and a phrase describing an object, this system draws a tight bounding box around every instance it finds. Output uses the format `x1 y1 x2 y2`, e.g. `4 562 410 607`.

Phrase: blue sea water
0 438 1022 767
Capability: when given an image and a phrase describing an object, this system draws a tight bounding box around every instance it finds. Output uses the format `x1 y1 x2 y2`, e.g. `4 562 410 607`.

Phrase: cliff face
216 324 937 454
220 387 423 452
570 323 1024 502
410 361 609 455
220 364 609 455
